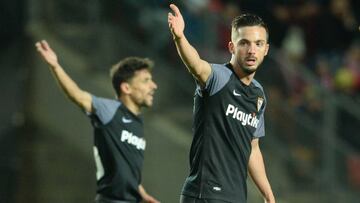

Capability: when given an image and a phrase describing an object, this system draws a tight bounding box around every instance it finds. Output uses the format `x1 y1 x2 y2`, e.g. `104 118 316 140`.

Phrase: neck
229 61 255 86
119 96 141 115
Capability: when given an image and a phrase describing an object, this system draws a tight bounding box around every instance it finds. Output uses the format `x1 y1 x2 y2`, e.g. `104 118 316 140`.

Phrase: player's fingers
168 17 175 24
168 13 172 21
40 40 51 51
41 39 48 46
168 15 175 25
35 42 41 49
169 4 181 17
35 42 46 53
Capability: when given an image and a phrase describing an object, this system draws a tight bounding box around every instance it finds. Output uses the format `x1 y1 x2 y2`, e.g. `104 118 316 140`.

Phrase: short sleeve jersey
88 95 146 202
181 63 267 203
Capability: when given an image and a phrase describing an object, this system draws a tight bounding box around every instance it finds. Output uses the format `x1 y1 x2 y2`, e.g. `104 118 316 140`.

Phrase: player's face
128 69 157 108
229 26 269 74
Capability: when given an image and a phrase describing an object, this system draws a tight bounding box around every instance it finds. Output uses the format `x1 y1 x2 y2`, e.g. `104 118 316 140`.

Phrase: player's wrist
173 33 185 41
264 194 275 203
50 63 62 70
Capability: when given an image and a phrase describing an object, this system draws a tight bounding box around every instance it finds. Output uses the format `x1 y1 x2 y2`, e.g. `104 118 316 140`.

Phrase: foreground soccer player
168 4 275 203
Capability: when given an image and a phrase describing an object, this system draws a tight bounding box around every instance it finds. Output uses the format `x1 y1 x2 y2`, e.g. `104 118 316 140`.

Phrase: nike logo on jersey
225 104 259 128
121 130 146 150
233 89 241 96
213 186 222 191
122 116 132 123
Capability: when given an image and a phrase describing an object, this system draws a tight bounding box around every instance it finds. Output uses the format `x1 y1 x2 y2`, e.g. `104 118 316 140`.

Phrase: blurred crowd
132 0 360 96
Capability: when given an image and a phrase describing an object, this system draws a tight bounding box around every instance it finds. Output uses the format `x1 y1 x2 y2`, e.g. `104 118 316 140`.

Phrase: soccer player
168 4 275 203
35 40 160 203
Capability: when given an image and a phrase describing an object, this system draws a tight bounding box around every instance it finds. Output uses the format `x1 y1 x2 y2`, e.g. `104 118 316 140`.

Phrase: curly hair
110 57 154 96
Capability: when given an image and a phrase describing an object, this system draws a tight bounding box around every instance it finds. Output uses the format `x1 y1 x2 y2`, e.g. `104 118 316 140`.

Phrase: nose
152 81 158 90
248 43 256 54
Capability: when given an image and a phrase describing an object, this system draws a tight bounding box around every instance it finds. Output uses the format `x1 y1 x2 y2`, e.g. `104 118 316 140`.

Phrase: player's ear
120 82 131 95
228 41 235 55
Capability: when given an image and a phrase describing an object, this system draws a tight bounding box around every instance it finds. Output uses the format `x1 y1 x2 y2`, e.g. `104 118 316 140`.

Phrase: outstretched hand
168 4 185 40
35 40 59 68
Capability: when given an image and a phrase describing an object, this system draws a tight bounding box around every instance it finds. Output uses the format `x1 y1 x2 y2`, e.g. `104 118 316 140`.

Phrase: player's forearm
248 145 275 202
249 161 275 202
174 37 209 81
50 64 92 112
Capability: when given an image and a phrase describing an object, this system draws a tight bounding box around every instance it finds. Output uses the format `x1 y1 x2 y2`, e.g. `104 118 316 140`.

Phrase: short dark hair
110 57 154 96
231 13 269 41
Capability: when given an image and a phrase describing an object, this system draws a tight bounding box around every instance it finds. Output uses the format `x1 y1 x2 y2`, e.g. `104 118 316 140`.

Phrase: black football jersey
89 96 145 202
182 63 266 203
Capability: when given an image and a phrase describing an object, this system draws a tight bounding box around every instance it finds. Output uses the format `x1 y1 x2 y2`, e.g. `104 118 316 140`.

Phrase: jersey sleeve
253 99 266 138
88 95 121 126
197 64 232 96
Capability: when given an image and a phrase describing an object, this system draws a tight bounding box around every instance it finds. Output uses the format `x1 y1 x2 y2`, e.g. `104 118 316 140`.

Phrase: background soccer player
168 4 275 203
35 40 159 203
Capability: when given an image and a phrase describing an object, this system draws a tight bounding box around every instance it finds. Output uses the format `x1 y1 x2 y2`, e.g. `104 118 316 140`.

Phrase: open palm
168 4 185 40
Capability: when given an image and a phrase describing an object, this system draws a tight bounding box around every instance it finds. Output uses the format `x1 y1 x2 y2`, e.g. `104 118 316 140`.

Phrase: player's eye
239 40 249 46
256 41 265 47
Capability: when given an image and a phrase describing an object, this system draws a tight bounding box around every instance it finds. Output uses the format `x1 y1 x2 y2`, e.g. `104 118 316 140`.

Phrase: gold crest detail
257 97 264 112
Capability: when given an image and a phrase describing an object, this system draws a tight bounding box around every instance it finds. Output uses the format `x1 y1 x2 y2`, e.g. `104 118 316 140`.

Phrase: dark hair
231 13 269 40
110 57 154 96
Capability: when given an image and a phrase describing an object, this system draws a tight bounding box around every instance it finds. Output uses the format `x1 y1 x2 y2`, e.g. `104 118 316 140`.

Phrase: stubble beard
236 60 258 75
238 57 265 75
241 65 258 74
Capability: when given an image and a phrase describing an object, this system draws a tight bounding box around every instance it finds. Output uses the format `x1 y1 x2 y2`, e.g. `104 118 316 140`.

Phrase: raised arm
248 138 275 203
168 4 211 87
35 40 92 113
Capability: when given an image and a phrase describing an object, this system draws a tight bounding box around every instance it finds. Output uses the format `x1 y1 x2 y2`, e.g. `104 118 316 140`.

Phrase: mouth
245 57 257 66
148 91 155 98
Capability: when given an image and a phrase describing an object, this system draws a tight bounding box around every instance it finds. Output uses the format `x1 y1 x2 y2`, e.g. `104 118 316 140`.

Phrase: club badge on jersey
257 97 264 112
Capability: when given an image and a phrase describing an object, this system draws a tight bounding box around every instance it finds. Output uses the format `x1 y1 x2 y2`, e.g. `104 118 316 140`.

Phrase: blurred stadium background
0 0 359 202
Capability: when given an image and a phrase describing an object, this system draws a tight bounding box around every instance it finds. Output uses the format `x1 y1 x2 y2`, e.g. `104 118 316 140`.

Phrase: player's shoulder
251 79 264 91
209 63 233 79
210 63 232 72
90 95 123 125
92 95 122 105
91 95 122 114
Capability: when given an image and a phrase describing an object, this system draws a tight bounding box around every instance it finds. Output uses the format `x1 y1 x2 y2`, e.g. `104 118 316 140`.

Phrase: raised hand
35 40 59 68
168 4 185 40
